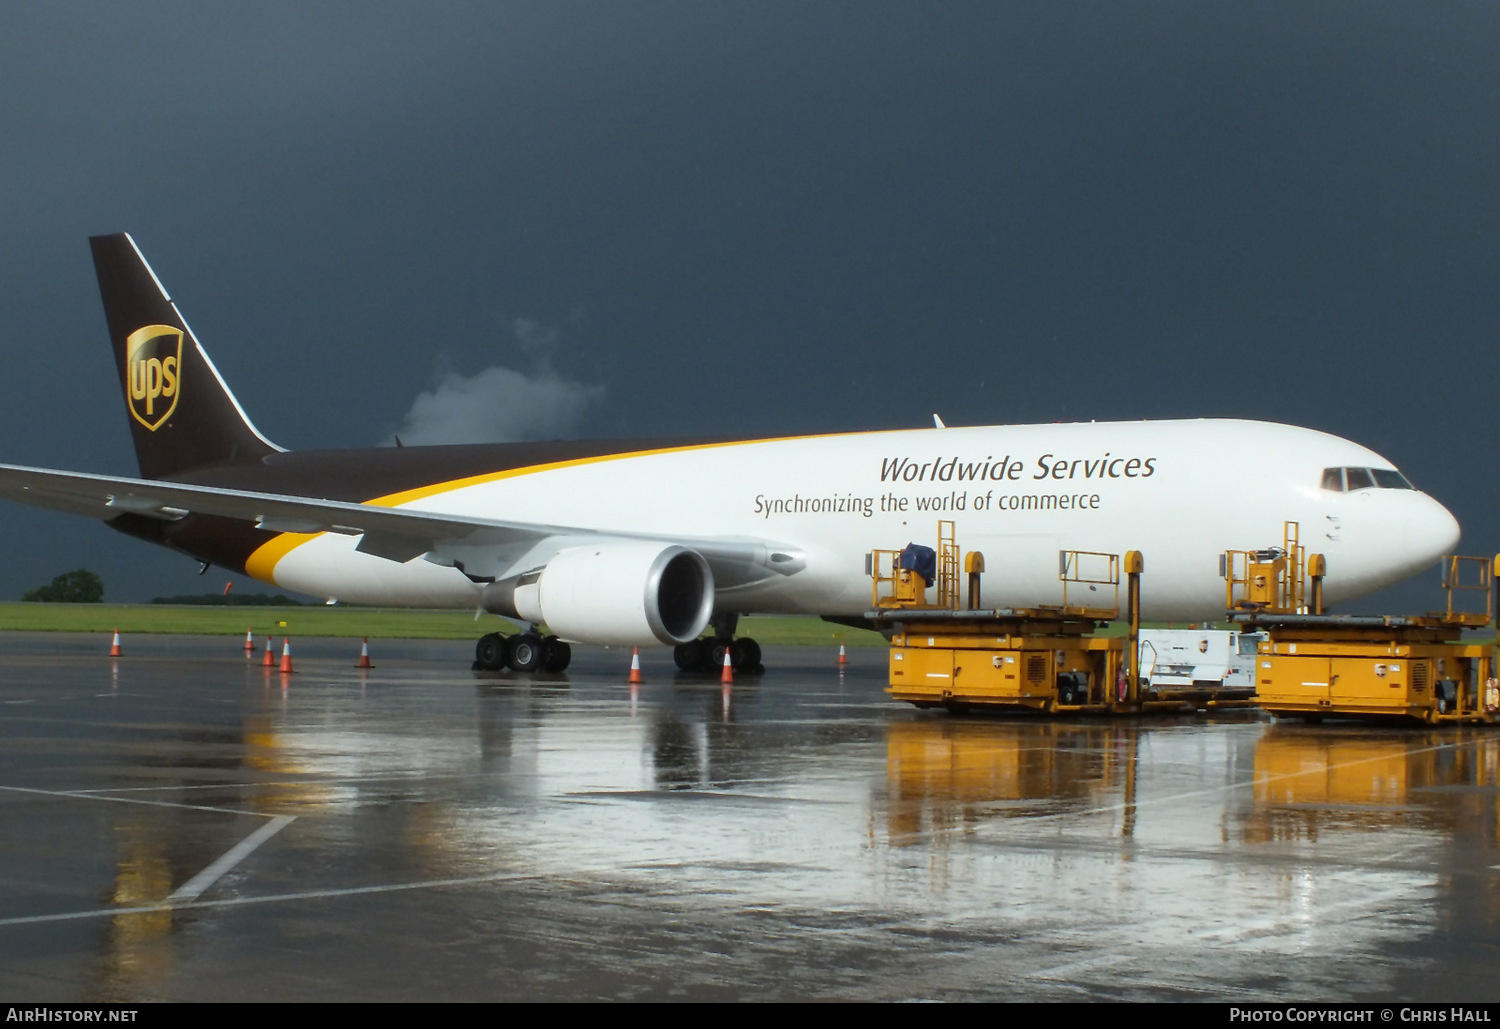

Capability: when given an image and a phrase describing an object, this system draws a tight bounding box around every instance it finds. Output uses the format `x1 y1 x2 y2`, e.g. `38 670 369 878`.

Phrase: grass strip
0 603 889 646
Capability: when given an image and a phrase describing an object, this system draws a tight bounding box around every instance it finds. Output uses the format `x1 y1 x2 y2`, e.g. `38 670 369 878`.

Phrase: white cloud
389 319 604 445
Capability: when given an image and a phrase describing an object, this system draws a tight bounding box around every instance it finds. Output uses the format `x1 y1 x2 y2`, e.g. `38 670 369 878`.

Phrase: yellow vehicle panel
1256 654 1331 709
950 650 1022 699
1329 656 1421 713
889 646 953 701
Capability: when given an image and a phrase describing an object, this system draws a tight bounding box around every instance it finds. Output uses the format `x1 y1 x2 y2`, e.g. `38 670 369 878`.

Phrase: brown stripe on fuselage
108 437 733 575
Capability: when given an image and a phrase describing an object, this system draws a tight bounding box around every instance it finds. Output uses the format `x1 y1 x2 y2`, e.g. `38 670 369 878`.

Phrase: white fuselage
255 419 1460 624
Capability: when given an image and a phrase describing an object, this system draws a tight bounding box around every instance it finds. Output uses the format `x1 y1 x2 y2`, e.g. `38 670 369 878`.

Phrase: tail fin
90 233 282 479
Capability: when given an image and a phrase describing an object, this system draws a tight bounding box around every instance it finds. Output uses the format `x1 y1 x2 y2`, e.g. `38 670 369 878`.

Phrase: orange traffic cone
244 628 255 655
262 636 275 667
837 643 847 665
721 645 734 684
357 638 373 669
627 647 644 684
279 638 294 674
109 629 122 657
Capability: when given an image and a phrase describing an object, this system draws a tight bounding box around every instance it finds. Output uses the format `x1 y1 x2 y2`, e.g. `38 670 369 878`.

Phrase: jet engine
480 541 714 646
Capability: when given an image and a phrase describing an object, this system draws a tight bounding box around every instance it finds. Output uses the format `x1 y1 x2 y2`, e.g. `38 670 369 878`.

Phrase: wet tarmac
0 631 1497 1002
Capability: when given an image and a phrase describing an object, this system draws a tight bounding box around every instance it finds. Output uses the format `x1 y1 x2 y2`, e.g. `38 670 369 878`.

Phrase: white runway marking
0 783 257 816
1026 952 1133 980
0 783 297 908
1196 884 1422 944
169 815 296 903
66 773 450 794
0 871 547 928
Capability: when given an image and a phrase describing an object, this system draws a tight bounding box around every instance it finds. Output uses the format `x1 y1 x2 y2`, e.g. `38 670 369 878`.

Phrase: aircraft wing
0 463 802 586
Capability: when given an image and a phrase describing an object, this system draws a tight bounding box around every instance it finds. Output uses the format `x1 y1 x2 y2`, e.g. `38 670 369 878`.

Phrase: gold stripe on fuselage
241 432 846 584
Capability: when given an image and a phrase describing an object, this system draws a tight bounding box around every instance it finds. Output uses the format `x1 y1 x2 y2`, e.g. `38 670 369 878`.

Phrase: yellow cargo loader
1225 532 1500 725
870 522 1226 715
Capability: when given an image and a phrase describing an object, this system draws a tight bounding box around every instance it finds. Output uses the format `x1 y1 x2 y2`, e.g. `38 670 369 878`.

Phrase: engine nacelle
481 541 714 646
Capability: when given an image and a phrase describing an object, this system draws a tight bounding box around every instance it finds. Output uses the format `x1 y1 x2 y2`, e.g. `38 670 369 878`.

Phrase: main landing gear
474 630 572 673
672 614 764 674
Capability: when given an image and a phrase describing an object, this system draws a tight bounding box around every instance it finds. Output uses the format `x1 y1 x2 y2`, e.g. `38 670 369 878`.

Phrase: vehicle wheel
731 636 761 671
542 636 571 673
510 633 543 672
475 633 509 671
707 639 730 672
674 640 704 671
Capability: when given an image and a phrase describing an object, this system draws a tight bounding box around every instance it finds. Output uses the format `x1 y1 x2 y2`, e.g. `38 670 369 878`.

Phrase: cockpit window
1320 466 1415 492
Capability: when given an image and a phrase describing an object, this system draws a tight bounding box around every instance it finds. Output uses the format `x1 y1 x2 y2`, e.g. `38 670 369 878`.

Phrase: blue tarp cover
898 544 936 583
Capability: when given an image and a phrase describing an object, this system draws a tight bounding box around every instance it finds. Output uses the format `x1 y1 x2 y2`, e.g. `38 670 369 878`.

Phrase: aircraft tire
731 637 761 671
475 633 510 672
510 634 543 673
706 639 730 672
542 636 571 673
674 640 704 671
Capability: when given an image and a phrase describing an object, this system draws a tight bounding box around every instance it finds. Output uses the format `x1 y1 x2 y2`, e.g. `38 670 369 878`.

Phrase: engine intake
481 541 714 646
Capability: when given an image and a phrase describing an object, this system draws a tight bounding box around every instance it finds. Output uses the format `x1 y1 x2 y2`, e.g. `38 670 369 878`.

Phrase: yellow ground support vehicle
870 522 1208 715
1226 528 1500 725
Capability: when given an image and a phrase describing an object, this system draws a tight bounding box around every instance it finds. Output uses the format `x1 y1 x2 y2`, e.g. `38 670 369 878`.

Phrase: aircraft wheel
475 633 509 671
731 637 761 671
674 640 704 671
541 636 571 673
706 638 730 672
510 633 543 673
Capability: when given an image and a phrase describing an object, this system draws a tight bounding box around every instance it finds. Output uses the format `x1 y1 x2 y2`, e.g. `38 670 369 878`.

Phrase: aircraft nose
1413 494 1461 564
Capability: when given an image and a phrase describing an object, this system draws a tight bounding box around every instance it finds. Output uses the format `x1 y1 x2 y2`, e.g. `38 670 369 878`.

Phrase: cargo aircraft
0 235 1462 673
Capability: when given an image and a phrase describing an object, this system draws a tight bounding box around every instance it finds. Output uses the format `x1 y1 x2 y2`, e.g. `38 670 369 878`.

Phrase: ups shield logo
125 324 182 431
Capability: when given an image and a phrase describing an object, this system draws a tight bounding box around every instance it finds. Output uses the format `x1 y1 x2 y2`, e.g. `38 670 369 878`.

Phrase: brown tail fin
90 233 282 478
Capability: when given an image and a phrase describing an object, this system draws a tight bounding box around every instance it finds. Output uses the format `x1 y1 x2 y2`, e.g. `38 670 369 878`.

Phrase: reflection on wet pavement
0 633 1495 1001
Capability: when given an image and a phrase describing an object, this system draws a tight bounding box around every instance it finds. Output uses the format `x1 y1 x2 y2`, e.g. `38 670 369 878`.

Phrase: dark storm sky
1 2 1497 605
